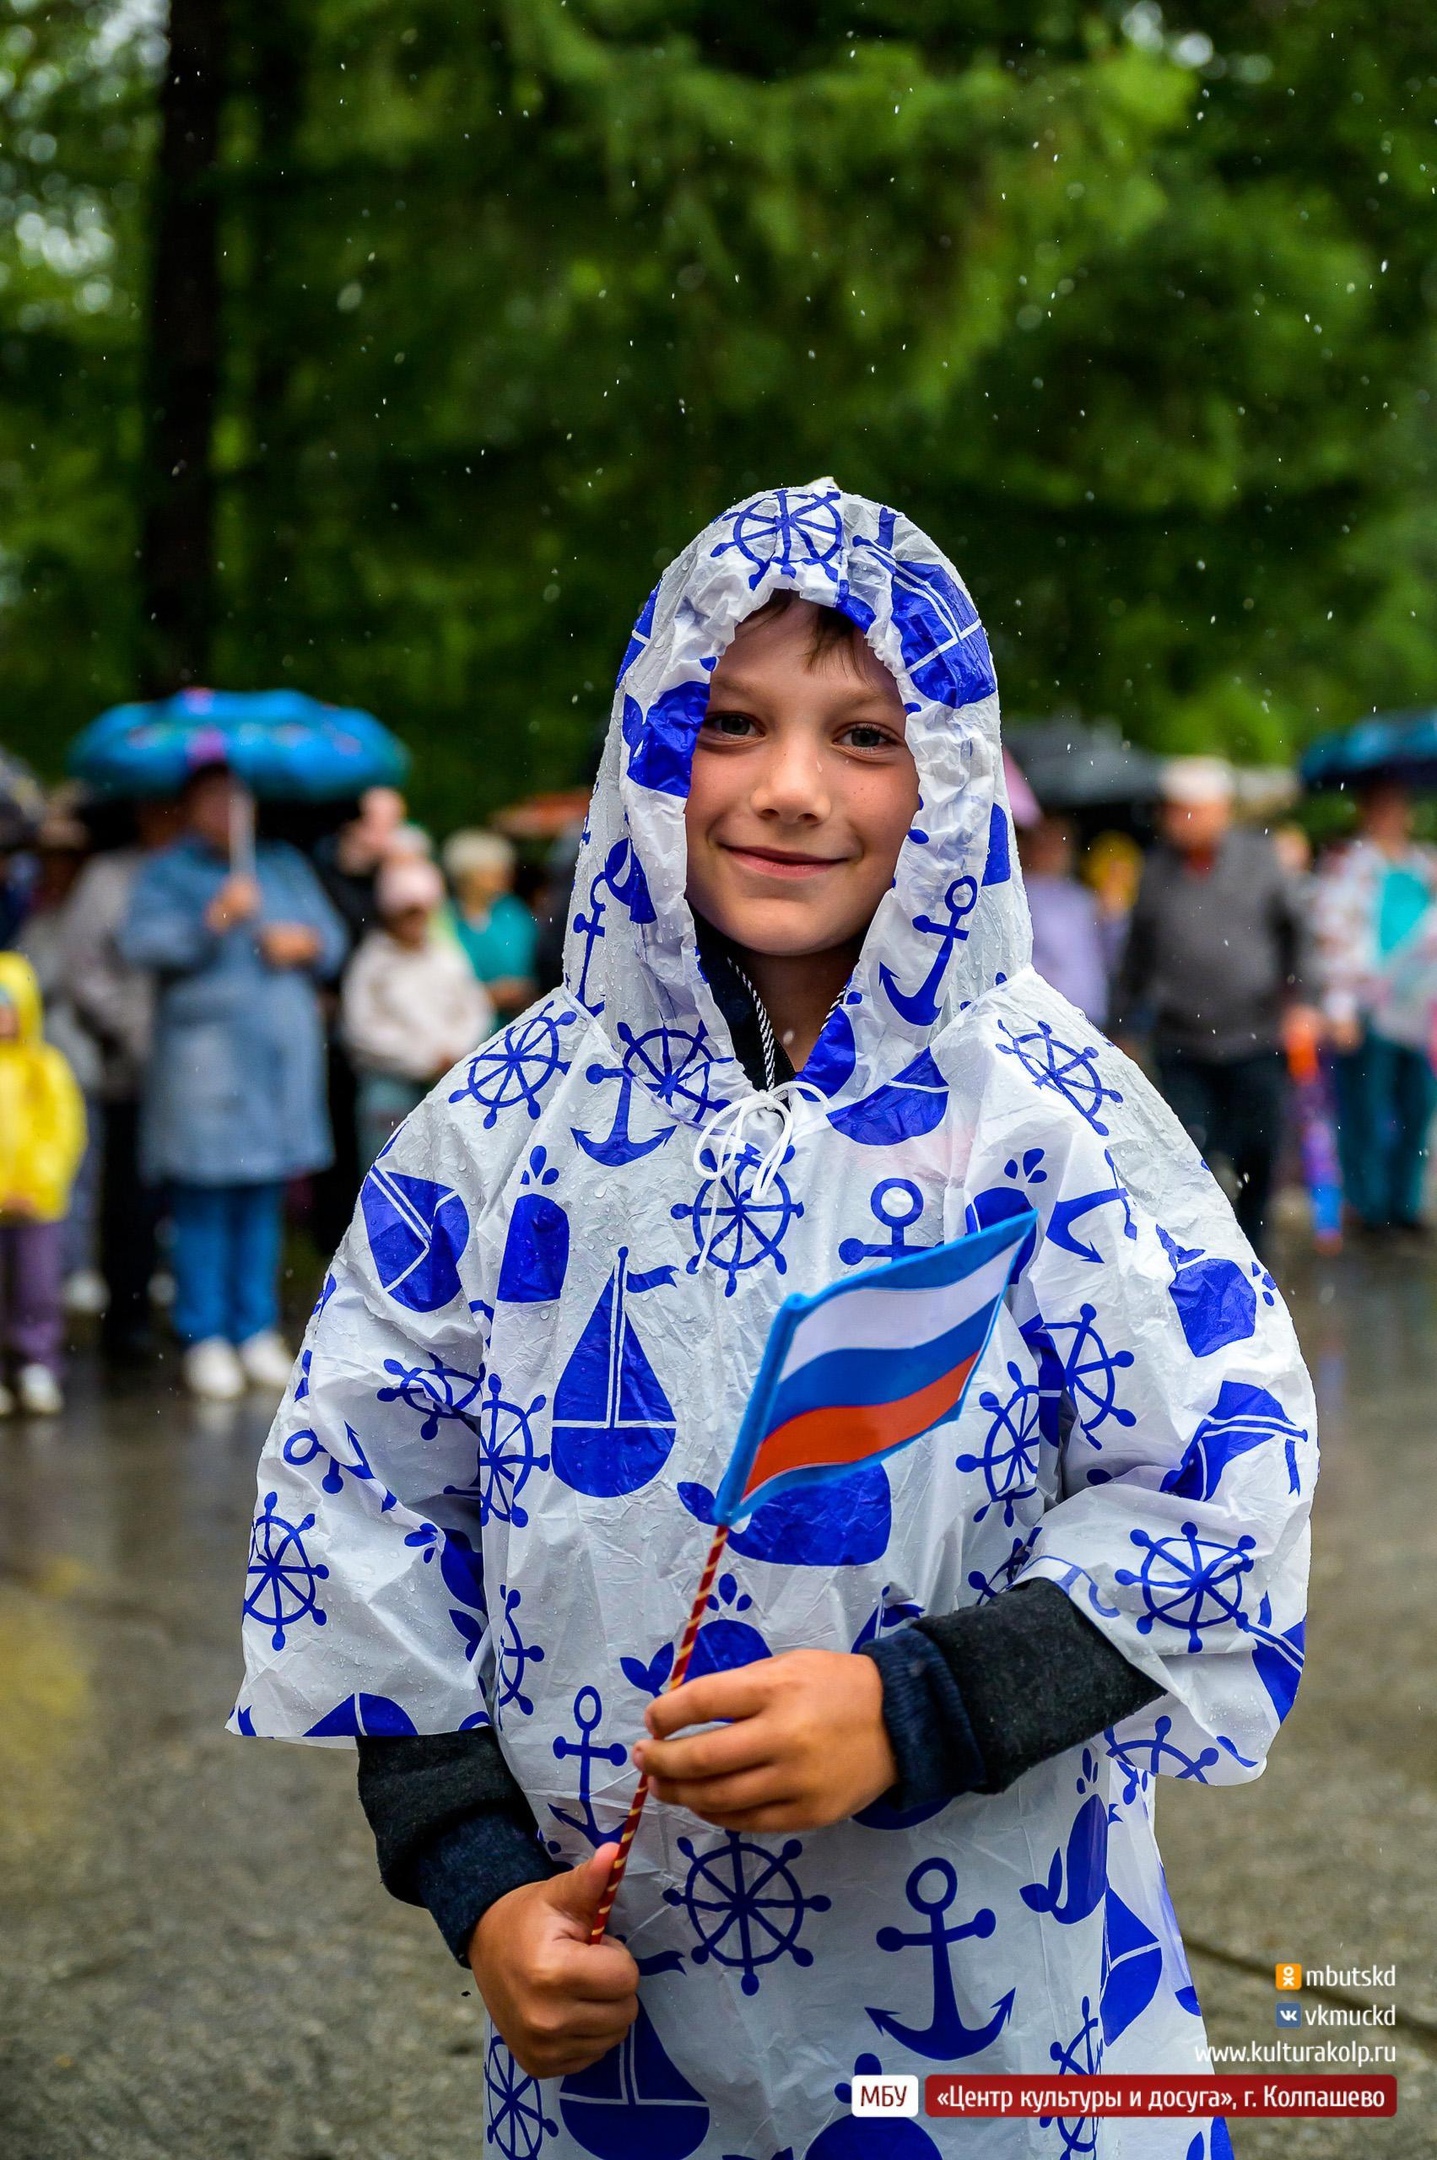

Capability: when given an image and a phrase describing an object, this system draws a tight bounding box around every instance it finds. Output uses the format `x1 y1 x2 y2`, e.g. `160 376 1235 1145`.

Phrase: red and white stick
587 1518 731 1945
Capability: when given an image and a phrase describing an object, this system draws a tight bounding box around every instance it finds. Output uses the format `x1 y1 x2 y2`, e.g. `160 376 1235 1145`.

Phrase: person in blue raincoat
121 764 346 1401
234 484 1312 2160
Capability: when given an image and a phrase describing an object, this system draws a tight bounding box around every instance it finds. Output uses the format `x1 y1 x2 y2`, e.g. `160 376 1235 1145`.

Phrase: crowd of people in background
2 743 1436 1418
0 770 548 1411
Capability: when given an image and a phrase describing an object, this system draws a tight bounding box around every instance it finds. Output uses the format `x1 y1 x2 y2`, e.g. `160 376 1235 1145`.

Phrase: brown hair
738 589 867 670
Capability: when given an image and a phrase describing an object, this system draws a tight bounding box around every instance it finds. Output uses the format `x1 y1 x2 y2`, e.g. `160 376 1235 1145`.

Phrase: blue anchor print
838 1178 934 1266
877 876 978 1027
866 1858 1014 2059
573 835 656 1011
549 1685 629 1850
1048 1150 1137 1262
572 1059 673 1168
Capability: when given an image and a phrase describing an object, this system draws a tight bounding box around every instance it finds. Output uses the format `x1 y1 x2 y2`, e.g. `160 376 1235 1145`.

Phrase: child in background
1017 813 1109 1026
236 484 1312 2159
442 829 537 1023
0 952 86 1415
342 856 493 1168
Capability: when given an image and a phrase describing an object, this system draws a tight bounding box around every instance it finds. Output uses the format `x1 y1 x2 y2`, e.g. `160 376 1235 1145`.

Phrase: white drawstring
693 1078 825 1264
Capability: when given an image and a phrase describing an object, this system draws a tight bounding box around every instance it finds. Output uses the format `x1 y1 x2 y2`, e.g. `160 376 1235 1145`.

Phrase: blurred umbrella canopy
1300 710 1437 793
1005 717 1163 813
68 688 409 801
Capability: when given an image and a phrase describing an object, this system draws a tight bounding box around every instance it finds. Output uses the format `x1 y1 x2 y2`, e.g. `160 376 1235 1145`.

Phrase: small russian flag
713 1209 1037 1528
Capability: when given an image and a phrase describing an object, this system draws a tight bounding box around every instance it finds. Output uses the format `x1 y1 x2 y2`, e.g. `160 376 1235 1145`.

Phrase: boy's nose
750 740 831 824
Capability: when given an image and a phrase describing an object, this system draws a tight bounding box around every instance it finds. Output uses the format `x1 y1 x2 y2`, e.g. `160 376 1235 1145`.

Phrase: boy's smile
684 595 919 1063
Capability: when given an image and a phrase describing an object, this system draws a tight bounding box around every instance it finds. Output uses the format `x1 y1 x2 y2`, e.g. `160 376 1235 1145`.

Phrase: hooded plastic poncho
236 482 1313 2160
0 950 86 1221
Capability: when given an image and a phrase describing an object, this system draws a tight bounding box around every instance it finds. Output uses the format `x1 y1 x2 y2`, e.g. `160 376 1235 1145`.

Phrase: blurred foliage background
1 0 1436 824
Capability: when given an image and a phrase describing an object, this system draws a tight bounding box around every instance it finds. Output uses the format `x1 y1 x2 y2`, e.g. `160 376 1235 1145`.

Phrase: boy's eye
841 723 897 750
704 710 757 739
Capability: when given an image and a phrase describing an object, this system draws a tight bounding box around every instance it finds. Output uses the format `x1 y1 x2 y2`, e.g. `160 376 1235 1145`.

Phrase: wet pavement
0 1245 1433 2159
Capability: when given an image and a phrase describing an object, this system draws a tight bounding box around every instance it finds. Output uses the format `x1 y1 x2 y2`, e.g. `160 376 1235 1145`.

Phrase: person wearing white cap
1113 754 1315 1251
341 854 494 1169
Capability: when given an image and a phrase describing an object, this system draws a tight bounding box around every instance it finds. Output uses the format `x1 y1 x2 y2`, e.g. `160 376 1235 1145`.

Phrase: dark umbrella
1003 716 1163 813
68 687 408 801
1299 708 1437 792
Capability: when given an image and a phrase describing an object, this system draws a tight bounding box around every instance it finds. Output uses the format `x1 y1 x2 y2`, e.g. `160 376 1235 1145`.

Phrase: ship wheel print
494 1585 546 1722
1116 1522 1258 1654
243 1492 329 1651
484 2033 557 2160
710 484 845 589
1042 1997 1104 2158
664 1829 831 1995
672 1142 804 1297
619 1019 728 1121
958 1360 1044 1526
446 1371 550 1528
996 1020 1124 1135
451 1004 577 1128
377 1354 485 1441
1046 1305 1136 1441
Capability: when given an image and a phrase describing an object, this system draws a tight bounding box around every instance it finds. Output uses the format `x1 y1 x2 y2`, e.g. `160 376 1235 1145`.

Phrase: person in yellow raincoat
0 951 86 1416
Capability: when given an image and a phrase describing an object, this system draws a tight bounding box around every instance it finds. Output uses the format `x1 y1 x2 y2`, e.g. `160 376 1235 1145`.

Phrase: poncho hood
565 478 1031 1123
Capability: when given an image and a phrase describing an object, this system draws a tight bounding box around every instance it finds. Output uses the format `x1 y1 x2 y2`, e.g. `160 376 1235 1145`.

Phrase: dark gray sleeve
356 1727 561 1963
858 1580 1162 1810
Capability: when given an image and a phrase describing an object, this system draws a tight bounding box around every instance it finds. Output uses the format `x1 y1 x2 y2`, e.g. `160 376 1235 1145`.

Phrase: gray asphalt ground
0 1237 1432 2159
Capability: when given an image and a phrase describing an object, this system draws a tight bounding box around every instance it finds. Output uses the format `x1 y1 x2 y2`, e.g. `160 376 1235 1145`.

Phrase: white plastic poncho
236 482 1314 2160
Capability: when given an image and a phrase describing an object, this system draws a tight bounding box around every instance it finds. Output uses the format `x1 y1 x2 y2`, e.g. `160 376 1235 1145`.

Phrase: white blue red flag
712 1209 1037 1527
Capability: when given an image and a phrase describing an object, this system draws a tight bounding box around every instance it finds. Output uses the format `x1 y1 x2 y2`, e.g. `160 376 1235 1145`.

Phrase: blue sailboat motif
559 1956 709 2160
551 1249 677 1498
1100 1889 1164 2045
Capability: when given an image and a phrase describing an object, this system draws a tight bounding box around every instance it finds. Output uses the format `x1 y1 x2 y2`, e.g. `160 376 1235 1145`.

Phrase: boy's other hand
468 1844 639 2079
635 1648 897 1832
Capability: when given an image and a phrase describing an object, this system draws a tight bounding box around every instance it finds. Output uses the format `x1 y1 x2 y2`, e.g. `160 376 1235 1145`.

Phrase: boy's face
684 600 918 961
0 998 16 1042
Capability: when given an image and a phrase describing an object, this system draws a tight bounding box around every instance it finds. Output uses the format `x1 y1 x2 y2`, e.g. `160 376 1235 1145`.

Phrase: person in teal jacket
120 764 347 1401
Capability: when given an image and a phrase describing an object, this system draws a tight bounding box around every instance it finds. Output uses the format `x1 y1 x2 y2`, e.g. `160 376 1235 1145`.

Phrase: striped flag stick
588 1518 730 1945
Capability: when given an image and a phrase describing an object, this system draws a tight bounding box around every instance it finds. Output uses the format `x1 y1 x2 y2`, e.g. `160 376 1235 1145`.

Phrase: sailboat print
559 1952 709 2159
551 1248 678 1498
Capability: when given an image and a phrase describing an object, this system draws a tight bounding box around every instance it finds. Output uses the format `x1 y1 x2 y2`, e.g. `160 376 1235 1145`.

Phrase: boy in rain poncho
235 483 1313 2159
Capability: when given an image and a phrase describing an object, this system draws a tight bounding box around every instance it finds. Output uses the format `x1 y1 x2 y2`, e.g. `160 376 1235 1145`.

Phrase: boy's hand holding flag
590 1209 1035 1940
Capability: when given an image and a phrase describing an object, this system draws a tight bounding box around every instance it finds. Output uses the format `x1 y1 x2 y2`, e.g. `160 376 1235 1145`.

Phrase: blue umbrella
1300 708 1437 791
68 687 409 800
